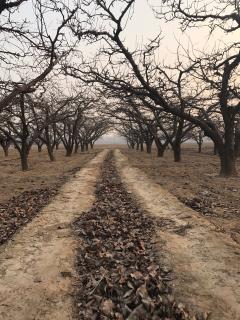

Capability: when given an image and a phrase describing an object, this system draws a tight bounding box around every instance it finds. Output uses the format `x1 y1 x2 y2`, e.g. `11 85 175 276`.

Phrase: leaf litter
0 188 58 244
0 162 90 245
73 151 206 320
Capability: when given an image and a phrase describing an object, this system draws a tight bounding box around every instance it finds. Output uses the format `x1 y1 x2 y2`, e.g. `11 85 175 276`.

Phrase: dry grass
0 146 101 204
122 143 240 243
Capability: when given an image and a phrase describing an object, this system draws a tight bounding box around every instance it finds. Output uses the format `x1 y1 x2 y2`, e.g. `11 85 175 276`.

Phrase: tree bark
37 144 42 152
146 138 153 154
20 93 30 171
218 122 237 176
130 142 135 149
47 144 55 161
74 142 79 153
66 148 73 157
173 141 181 162
157 147 164 157
198 142 202 153
146 143 151 153
154 138 167 158
20 151 29 171
219 149 237 176
2 145 9 157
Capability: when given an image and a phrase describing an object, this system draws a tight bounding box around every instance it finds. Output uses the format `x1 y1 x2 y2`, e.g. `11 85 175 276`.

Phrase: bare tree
0 133 11 156
189 128 205 153
0 93 42 170
0 0 26 14
0 0 78 112
77 117 110 151
34 138 44 153
158 1 240 33
66 0 239 176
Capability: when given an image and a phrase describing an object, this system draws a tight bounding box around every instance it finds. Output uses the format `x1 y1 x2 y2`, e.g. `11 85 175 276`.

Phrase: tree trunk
19 93 29 171
37 144 42 152
130 142 135 149
2 145 9 157
173 142 181 162
198 142 202 153
66 150 72 157
140 142 144 152
146 143 151 153
20 151 28 171
74 142 79 153
172 117 183 162
234 127 240 158
47 144 55 161
85 143 89 151
155 138 166 157
90 141 93 149
146 139 153 154
66 147 73 157
218 123 237 176
81 143 84 152
219 149 237 176
157 146 164 157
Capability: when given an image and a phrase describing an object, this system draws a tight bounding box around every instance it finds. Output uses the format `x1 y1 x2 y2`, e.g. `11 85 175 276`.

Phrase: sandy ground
115 149 240 320
0 146 99 204
122 145 240 245
0 150 107 320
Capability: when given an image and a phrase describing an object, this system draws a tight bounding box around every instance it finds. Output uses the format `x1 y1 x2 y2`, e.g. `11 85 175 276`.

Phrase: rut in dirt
73 151 203 320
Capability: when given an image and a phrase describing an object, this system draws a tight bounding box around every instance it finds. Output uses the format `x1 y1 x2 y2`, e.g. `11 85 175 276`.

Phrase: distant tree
0 93 43 170
190 128 205 153
0 134 11 156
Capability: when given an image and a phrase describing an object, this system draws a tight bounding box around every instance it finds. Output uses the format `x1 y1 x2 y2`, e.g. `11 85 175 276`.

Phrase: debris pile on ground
74 152 203 319
0 188 58 244
183 196 215 216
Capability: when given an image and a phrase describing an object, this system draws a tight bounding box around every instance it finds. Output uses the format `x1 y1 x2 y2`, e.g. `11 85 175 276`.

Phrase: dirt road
115 149 240 320
0 148 239 320
0 150 107 320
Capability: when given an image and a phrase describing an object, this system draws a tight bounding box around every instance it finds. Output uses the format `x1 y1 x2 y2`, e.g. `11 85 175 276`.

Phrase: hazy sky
124 0 239 61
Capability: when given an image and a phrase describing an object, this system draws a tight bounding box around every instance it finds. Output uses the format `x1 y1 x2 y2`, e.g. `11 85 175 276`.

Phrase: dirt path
0 150 107 320
115 149 240 320
73 151 196 319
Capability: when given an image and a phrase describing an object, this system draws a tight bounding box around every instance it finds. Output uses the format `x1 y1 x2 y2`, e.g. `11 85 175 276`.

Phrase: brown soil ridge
115 149 240 320
0 150 107 320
